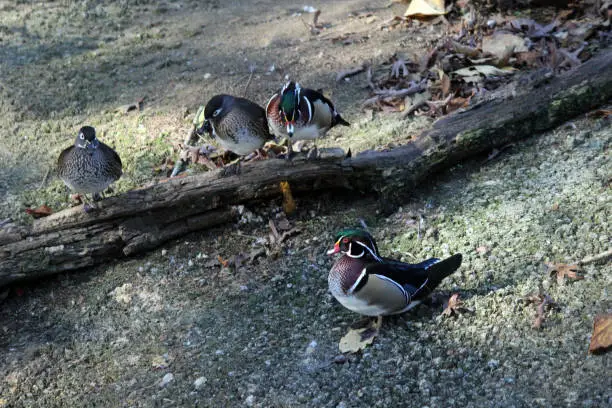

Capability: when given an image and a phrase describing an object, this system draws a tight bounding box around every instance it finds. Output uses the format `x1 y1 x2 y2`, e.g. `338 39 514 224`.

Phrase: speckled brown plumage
199 94 274 156
57 126 122 196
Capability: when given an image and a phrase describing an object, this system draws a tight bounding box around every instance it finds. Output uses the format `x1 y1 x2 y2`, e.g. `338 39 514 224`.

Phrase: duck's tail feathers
333 113 350 127
426 253 463 290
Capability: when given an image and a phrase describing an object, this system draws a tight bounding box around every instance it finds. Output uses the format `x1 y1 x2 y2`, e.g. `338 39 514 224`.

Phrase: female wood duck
266 81 349 156
327 229 462 317
195 94 275 157
57 126 122 211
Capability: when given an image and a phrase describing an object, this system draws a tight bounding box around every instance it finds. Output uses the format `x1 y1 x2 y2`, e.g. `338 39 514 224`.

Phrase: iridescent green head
327 228 381 260
279 81 300 135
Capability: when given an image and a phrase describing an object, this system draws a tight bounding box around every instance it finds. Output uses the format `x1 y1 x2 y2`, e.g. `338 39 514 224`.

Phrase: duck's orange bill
326 241 340 255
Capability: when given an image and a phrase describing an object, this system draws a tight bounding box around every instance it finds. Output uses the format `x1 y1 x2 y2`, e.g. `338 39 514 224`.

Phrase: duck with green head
266 81 349 157
327 229 463 317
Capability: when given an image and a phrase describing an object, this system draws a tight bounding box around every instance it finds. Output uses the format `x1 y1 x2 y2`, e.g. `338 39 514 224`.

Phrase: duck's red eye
342 238 349 243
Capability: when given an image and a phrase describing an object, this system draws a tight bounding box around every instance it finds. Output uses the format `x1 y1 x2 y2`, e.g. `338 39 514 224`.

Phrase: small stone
161 249 168 256
305 340 318 354
203 73 212 79
333 354 347 364
159 373 174 387
245 395 255 406
487 359 499 369
193 376 207 390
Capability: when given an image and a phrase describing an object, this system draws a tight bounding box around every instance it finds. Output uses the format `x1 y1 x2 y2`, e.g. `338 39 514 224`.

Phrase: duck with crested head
266 81 349 158
327 229 462 318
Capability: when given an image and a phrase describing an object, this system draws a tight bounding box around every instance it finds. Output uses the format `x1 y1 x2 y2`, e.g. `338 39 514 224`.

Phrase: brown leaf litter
441 293 472 317
588 314 612 354
546 262 584 285
25 204 53 218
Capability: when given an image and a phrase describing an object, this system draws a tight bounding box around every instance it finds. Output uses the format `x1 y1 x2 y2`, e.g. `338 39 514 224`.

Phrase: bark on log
1 51 611 287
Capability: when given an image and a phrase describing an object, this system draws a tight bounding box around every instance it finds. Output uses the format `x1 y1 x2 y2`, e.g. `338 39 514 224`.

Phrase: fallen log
1 50 611 287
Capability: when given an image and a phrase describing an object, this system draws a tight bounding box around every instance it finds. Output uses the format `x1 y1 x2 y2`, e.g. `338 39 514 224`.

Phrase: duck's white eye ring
212 108 222 117
79 133 84 139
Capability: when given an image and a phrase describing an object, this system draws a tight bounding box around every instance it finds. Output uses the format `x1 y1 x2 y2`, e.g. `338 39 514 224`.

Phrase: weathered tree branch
1 50 611 287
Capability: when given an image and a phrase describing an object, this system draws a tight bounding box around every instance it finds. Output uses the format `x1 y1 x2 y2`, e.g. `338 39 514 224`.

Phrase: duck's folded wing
370 259 440 287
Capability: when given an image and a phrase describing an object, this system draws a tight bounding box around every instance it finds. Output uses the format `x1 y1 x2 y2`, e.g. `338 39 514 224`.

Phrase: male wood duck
327 229 462 317
195 94 275 157
57 126 122 211
266 81 349 157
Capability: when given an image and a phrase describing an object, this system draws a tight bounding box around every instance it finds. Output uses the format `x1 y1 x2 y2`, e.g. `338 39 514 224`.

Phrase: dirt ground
0 1 610 407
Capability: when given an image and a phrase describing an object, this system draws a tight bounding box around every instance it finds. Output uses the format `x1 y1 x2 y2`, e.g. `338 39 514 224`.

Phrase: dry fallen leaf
441 293 470 317
446 96 470 113
439 70 451 97
279 181 296 215
515 51 541 67
482 32 528 60
217 255 230 268
453 65 515 79
404 0 446 17
339 317 381 353
586 109 612 119
25 205 53 218
546 262 584 285
588 314 612 354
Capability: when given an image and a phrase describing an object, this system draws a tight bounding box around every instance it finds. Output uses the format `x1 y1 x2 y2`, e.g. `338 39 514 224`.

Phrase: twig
401 99 427 118
579 248 612 266
39 168 51 189
366 66 376 90
559 45 584 68
372 82 425 97
447 40 481 58
483 143 515 164
279 227 302 244
336 65 366 82
419 46 440 72
532 294 555 329
300 9 322 35
391 59 408 78
243 64 256 97
380 15 409 29
312 9 322 28
424 94 453 116
362 82 427 107
268 219 280 242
